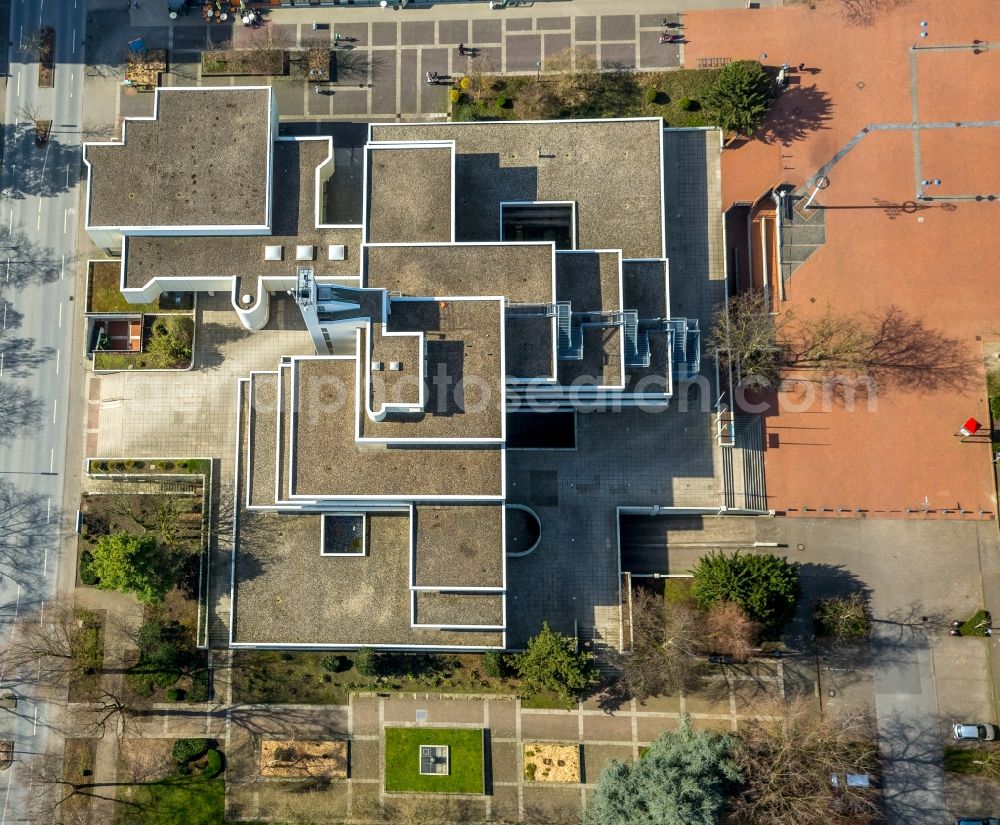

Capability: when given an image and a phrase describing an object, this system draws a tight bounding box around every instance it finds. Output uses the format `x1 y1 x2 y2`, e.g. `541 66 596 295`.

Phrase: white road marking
9 585 20 637
0 767 13 825
63 208 68 233
32 706 38 734
39 601 44 624
73 29 76 53
55 348 60 374
36 211 41 231
58 302 63 327
7 211 11 234
43 546 48 576
60 254 65 279
65 164 70 187
52 399 57 424
49 447 54 471
0 352 4 376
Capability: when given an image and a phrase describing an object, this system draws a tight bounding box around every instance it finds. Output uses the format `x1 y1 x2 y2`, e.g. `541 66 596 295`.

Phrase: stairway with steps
719 415 769 511
778 191 826 284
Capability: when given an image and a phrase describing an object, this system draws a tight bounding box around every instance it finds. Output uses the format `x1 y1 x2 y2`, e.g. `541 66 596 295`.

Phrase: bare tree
464 54 498 103
708 291 783 389
728 698 882 825
21 753 141 822
710 294 970 394
1 600 103 686
622 587 705 699
704 600 760 662
837 0 912 27
67 688 143 745
20 30 53 62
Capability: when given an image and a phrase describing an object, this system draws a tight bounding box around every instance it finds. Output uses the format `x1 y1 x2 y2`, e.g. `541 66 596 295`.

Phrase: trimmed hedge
172 738 211 764
202 748 224 779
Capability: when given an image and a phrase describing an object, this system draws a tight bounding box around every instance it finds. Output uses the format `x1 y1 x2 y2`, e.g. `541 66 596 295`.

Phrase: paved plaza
97 7 691 121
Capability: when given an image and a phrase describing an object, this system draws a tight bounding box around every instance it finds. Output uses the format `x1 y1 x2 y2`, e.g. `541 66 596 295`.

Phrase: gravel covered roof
232 509 503 647
87 88 271 229
291 356 502 498
248 372 279 507
365 243 553 304
413 505 504 589
360 300 504 441
124 139 360 290
414 590 504 628
555 251 621 314
505 315 555 380
367 146 452 244
370 119 664 258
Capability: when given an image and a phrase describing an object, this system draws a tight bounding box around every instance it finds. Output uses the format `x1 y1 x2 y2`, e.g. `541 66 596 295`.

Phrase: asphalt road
0 0 87 819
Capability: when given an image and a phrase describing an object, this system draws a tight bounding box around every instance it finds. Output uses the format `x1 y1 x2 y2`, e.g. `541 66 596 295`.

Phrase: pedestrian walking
798 62 805 71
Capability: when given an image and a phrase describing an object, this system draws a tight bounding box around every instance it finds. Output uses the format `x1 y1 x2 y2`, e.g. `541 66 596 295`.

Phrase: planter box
202 49 287 77
37 27 55 88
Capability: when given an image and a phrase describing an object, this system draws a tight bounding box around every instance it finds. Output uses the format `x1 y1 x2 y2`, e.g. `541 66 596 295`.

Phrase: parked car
955 819 1000 825
953 723 1000 741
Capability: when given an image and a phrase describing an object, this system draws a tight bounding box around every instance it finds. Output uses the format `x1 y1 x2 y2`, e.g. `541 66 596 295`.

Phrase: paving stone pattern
149 11 680 120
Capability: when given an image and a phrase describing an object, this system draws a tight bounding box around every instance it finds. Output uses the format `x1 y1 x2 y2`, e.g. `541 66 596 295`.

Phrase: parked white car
953 723 1000 741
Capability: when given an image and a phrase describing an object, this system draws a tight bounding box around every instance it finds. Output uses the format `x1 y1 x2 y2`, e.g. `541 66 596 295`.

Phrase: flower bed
260 740 348 778
202 49 286 76
523 743 580 783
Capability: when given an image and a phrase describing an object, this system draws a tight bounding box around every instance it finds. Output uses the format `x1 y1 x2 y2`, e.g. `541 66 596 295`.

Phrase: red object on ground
962 418 981 435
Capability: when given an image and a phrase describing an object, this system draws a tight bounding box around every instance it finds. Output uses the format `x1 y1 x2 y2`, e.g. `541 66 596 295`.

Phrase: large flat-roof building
84 87 712 650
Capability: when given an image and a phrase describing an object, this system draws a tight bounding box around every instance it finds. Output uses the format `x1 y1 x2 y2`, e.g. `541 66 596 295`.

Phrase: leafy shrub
482 650 506 679
959 609 992 637
459 76 471 90
450 88 461 103
525 762 537 780
691 551 801 636
187 670 210 702
167 687 186 701
704 59 775 134
202 748 224 779
644 87 660 104
354 647 379 677
496 96 508 109
677 96 697 111
513 622 598 701
80 550 99 586
172 738 210 764
321 654 344 673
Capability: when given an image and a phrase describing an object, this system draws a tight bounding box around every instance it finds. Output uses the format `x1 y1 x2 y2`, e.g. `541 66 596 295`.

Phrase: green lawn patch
663 577 696 607
520 691 576 710
384 727 484 794
452 68 722 127
959 609 992 637
988 371 1000 421
116 776 224 825
943 746 1000 778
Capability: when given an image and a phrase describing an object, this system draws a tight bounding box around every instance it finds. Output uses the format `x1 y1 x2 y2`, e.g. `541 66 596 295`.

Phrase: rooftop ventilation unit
296 245 315 261
264 245 283 261
328 244 346 261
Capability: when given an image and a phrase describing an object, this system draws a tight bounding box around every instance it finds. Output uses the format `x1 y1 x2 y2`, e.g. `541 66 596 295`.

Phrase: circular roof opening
506 505 541 557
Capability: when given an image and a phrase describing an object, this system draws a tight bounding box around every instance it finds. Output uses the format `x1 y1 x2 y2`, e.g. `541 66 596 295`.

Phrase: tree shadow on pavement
0 482 51 600
0 230 71 286
759 84 834 145
0 384 45 441
0 124 82 200
0 337 57 378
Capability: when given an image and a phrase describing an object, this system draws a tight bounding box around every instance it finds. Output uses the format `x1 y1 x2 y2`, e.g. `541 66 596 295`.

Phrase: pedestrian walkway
222 662 788 823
